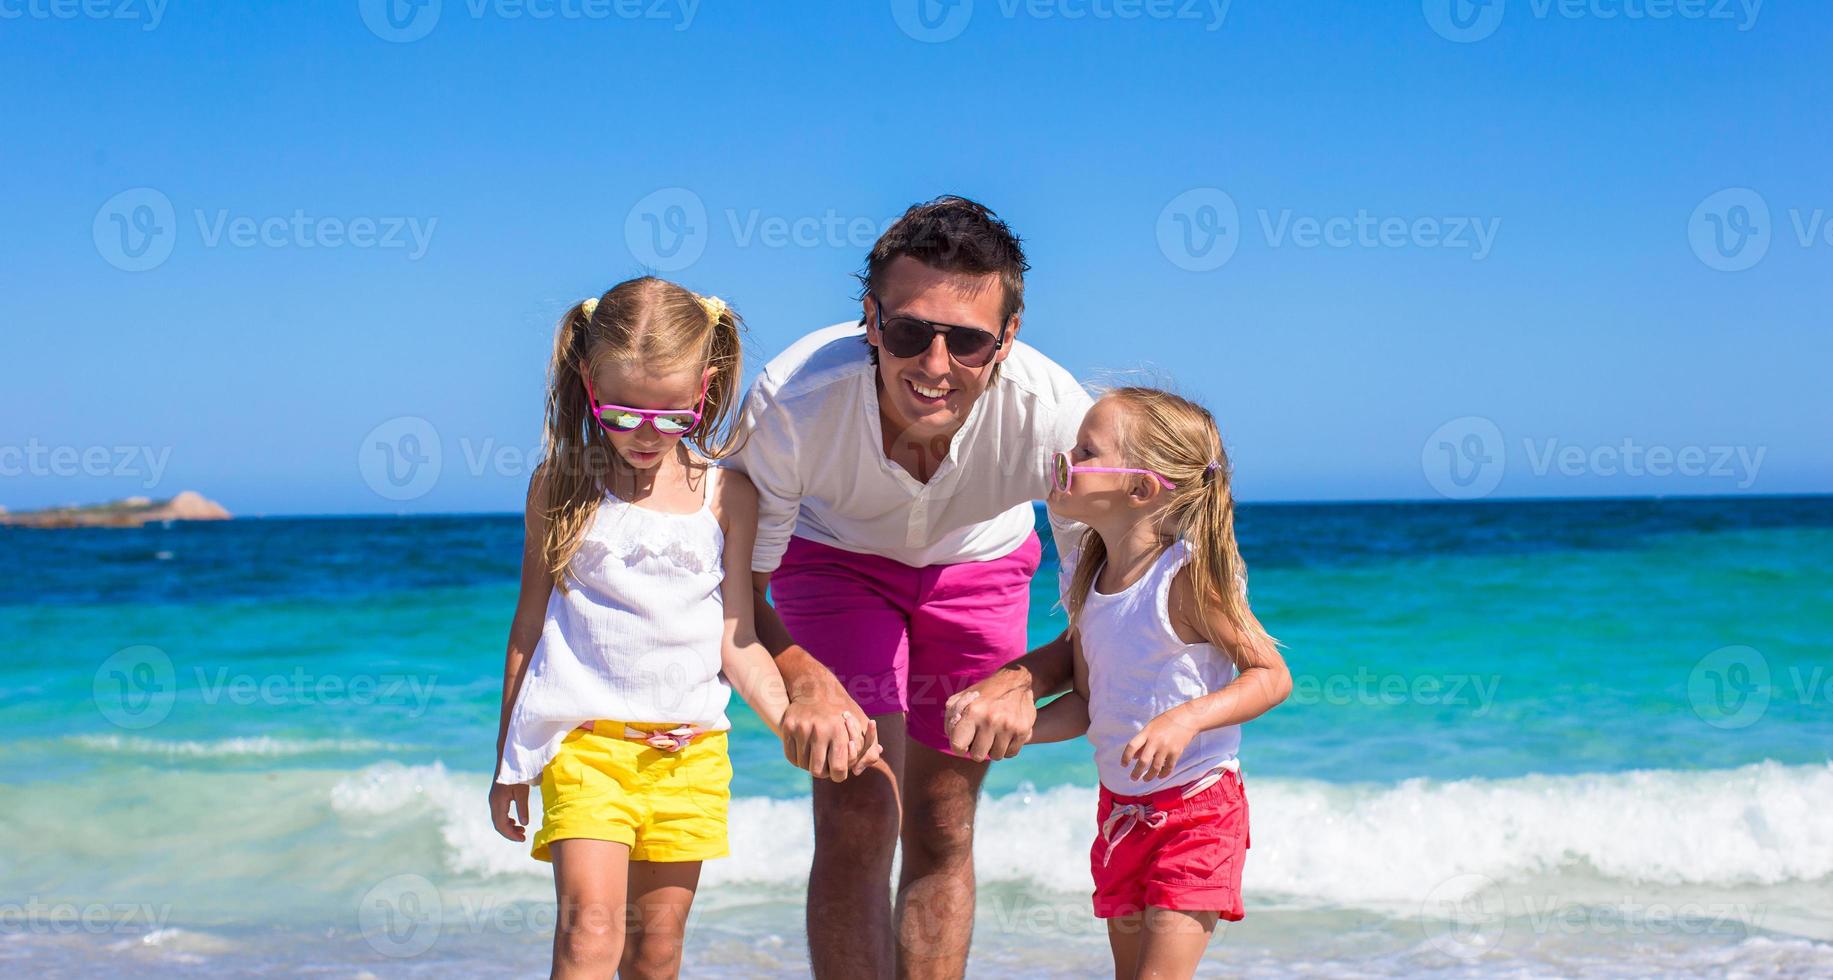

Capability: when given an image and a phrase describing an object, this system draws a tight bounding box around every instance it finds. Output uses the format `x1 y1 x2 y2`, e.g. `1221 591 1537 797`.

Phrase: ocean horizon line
142 489 1833 523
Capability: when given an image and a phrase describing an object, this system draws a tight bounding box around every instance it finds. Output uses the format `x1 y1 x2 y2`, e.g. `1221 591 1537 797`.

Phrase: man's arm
753 571 881 780
943 628 1075 762
727 373 880 779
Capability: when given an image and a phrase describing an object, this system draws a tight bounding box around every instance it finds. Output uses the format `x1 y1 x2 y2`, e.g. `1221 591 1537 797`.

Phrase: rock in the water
0 491 233 528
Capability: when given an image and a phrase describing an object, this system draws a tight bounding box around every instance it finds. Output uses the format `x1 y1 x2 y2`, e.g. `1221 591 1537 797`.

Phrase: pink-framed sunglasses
1050 450 1177 492
584 375 708 436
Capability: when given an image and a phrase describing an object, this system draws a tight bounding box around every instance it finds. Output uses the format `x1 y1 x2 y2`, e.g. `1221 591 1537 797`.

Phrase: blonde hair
1064 387 1273 649
537 276 745 590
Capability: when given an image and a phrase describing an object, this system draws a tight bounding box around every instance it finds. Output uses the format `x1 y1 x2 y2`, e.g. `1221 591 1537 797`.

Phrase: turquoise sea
2 496 1831 977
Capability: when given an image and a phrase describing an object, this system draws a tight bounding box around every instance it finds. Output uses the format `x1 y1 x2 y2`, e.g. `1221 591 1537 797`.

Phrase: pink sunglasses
584 375 708 436
1051 450 1177 492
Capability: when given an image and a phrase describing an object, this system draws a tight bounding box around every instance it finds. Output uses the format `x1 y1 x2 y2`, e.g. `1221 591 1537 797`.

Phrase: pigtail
1096 387 1277 651
1064 525 1109 625
539 296 612 593
1180 455 1261 645
690 299 748 461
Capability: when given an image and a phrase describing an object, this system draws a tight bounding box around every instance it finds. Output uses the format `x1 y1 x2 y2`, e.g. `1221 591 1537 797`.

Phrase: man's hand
944 667 1037 763
777 647 881 781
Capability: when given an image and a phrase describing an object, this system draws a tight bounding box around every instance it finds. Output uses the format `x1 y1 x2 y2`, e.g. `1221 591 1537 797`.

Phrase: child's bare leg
1106 911 1145 980
550 838 631 980
618 860 703 979
1132 906 1218 979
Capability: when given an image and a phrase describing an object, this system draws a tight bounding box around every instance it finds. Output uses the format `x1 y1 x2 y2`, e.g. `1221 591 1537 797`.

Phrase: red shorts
770 532 1041 754
1090 769 1250 920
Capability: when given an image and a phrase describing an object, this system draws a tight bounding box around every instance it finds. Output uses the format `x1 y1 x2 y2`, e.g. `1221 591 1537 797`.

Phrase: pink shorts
770 532 1042 754
1090 769 1250 920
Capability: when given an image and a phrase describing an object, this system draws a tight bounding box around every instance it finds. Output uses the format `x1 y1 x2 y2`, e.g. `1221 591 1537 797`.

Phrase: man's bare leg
808 712 907 980
894 739 988 979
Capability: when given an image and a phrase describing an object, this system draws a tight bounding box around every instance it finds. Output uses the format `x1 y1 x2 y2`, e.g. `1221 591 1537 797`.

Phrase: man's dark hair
857 195 1029 335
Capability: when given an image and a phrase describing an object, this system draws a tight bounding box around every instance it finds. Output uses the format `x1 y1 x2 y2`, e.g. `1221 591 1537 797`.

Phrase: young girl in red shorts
1029 386 1293 978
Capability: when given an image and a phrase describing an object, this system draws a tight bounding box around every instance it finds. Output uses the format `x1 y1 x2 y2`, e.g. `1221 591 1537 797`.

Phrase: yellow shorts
532 723 731 864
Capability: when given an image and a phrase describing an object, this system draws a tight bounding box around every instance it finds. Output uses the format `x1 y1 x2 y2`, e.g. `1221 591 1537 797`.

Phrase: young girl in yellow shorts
487 278 840 977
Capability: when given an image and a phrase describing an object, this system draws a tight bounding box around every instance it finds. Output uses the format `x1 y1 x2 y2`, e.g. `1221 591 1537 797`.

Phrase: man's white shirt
730 322 1093 579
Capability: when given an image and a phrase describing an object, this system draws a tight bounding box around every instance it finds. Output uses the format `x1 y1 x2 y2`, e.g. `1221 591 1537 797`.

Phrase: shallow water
3 496 1830 976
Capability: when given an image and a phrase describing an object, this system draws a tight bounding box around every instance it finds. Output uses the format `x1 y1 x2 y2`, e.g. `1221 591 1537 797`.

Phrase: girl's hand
489 781 530 842
841 711 885 774
1120 708 1197 782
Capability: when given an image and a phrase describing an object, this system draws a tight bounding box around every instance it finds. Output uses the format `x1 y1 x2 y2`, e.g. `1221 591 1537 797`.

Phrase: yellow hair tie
698 295 727 324
579 297 599 319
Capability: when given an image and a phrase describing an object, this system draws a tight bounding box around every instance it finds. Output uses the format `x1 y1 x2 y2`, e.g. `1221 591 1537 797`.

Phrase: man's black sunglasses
870 293 1006 369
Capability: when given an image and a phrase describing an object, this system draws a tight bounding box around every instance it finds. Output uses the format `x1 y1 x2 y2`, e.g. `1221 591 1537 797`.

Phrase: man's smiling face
864 254 1017 442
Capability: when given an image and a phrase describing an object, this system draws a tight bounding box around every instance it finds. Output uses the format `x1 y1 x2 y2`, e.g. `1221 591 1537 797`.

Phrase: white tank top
1080 538 1240 795
495 467 732 786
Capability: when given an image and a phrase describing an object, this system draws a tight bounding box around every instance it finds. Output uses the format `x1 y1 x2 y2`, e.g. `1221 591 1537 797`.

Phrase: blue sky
2 0 1828 515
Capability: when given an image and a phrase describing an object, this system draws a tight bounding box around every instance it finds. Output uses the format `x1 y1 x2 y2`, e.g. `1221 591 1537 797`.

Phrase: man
731 196 1092 978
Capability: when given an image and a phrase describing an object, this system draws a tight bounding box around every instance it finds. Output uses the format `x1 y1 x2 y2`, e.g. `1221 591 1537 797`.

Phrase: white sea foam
329 760 1833 911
